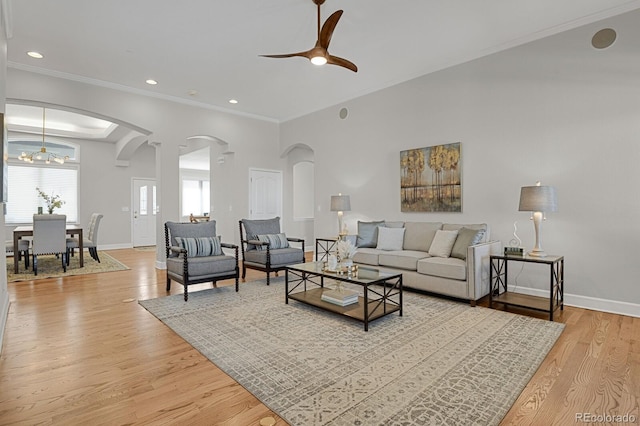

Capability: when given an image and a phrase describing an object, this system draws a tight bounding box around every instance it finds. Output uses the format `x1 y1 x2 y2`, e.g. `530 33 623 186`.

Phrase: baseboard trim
512 287 639 318
0 293 10 355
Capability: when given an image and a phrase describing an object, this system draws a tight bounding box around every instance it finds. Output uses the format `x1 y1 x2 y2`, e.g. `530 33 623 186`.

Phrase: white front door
249 169 282 220
133 178 157 247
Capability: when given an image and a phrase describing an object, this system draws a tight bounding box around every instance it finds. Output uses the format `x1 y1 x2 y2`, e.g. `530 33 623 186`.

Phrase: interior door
249 169 282 220
132 178 157 247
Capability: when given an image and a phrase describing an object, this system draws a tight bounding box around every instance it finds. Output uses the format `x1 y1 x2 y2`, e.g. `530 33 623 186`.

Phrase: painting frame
400 142 462 212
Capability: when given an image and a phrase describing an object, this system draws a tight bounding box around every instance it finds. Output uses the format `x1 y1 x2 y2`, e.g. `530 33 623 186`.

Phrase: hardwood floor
1 249 638 425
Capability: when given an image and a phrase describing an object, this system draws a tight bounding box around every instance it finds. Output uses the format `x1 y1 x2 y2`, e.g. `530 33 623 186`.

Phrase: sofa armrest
466 240 502 303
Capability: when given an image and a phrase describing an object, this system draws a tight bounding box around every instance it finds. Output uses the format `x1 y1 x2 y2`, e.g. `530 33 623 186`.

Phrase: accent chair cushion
175 236 222 257
167 254 236 279
376 226 405 251
166 220 217 248
241 217 281 250
356 220 385 248
256 233 290 250
428 230 459 258
243 247 304 268
450 227 485 260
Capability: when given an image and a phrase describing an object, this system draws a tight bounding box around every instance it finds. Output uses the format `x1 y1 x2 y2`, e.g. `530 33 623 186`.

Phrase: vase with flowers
336 239 357 268
36 187 65 214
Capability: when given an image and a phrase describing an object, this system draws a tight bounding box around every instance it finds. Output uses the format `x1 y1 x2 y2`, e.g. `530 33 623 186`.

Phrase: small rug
139 278 564 426
7 252 129 282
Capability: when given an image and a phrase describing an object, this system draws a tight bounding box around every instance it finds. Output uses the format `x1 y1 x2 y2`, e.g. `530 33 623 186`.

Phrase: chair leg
93 248 101 263
266 272 270 286
24 250 29 269
62 253 67 272
33 255 38 276
166 275 171 291
242 264 246 279
235 276 239 292
184 284 189 302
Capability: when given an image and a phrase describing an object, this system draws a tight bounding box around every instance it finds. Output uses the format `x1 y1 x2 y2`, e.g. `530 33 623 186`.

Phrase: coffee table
285 262 403 331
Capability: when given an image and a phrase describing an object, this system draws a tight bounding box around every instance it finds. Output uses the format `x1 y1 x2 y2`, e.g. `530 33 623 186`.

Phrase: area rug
139 277 564 425
7 252 129 282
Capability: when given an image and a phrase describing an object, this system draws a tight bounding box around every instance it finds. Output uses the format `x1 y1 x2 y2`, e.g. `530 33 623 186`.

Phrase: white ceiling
6 0 640 123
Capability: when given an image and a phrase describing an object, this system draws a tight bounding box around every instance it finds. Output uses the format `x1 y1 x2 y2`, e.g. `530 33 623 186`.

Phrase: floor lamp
330 194 351 238
518 182 558 257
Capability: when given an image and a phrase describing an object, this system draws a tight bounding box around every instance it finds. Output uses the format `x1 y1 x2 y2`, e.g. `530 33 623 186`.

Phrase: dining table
13 225 84 274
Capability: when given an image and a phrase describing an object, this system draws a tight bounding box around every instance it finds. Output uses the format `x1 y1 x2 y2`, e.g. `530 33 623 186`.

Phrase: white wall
280 10 640 315
0 3 9 352
5 68 283 261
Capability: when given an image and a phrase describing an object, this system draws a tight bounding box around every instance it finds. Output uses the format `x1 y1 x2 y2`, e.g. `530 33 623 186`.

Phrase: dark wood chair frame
238 220 305 285
165 223 239 301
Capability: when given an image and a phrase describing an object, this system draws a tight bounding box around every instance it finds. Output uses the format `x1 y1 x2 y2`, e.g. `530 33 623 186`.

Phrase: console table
489 254 564 321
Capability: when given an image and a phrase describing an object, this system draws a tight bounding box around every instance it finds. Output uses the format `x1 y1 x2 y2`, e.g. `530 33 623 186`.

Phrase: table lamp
519 181 558 257
330 194 351 237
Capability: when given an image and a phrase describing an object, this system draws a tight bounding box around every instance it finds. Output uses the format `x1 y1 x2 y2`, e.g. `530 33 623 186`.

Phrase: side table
489 254 564 321
315 237 339 262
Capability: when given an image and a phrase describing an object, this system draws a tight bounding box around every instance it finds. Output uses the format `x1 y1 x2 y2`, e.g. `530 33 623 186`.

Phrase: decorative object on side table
36 187 65 214
518 181 558 257
336 238 357 267
330 193 351 238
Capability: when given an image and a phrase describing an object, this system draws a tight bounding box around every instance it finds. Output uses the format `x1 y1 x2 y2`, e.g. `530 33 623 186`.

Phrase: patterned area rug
7 252 129 282
139 277 564 425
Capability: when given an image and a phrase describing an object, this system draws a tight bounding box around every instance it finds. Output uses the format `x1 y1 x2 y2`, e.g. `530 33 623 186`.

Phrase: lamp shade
330 195 351 212
519 185 558 212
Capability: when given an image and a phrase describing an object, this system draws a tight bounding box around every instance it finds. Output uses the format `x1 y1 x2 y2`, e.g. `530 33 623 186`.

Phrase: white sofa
349 221 502 306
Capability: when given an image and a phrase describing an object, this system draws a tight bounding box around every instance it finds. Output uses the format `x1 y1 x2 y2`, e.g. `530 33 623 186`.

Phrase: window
181 179 210 216
6 139 79 224
6 163 78 223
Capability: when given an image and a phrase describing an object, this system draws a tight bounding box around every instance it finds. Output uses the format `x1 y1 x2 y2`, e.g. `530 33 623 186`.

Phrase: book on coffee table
321 289 359 306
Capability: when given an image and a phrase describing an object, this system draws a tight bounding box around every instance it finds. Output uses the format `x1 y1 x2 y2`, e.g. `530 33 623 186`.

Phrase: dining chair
32 214 67 275
5 239 30 270
67 213 103 264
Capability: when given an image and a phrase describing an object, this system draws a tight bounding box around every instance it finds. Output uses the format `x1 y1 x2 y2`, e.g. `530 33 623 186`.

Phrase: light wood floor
1 249 638 425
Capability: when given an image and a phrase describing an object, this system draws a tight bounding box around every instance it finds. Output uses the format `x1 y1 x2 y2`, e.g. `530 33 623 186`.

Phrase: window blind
6 163 78 223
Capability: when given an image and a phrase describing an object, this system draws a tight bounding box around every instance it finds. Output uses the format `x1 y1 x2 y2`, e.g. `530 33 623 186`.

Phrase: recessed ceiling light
229 99 238 104
146 79 158 85
27 51 44 59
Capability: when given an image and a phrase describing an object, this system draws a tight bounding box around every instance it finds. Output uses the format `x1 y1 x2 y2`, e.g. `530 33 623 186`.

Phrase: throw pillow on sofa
450 227 485 260
428 230 459 258
376 226 405 251
356 220 385 247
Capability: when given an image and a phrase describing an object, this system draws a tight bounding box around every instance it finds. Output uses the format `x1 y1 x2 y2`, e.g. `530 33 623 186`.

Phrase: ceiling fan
260 0 358 72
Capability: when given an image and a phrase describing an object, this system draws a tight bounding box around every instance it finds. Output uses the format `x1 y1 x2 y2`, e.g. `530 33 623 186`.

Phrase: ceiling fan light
311 55 327 66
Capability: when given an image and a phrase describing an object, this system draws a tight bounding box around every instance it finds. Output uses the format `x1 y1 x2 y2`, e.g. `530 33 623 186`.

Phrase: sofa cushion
417 257 467 280
383 221 405 228
356 220 385 247
352 248 381 266
379 250 430 271
256 233 289 250
403 222 442 252
443 223 488 243
450 227 485 260
175 236 222 257
376 226 405 251
428 230 459 258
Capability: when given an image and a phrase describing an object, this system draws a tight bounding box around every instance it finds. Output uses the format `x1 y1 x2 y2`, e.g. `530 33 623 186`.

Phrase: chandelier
17 108 69 164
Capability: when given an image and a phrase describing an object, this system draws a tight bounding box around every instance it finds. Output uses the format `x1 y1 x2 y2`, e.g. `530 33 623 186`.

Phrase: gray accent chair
67 213 103 264
6 239 30 270
32 214 67 275
165 220 239 301
239 217 305 285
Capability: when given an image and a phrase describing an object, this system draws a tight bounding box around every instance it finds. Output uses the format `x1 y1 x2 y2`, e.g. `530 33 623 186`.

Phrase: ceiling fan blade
319 10 343 49
260 50 312 59
327 55 358 72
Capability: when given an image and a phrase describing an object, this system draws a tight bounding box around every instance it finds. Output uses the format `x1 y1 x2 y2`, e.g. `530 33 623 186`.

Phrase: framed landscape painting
400 142 461 212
